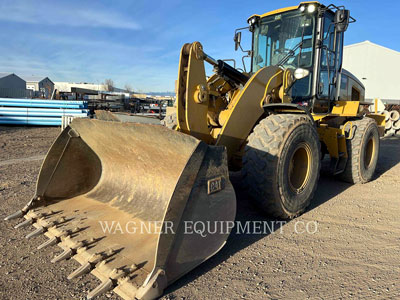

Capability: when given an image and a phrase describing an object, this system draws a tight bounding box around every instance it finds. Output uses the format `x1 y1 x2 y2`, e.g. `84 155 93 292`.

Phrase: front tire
338 118 380 183
242 114 321 219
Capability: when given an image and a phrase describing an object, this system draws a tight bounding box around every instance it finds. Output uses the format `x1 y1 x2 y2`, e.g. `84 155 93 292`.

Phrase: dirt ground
0 126 399 300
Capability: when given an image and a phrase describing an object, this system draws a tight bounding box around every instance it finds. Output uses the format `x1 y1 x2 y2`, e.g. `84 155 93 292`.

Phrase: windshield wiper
277 41 303 67
277 18 307 67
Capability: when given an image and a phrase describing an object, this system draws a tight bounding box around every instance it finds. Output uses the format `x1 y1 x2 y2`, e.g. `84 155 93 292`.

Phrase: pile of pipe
383 109 400 137
0 98 89 126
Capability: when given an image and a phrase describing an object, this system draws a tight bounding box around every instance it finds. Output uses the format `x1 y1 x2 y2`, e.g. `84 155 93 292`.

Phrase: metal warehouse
343 40 400 104
22 76 54 99
0 72 27 98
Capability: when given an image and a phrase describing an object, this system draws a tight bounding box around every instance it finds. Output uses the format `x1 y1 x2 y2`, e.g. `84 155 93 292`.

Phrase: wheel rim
364 136 375 169
289 142 312 193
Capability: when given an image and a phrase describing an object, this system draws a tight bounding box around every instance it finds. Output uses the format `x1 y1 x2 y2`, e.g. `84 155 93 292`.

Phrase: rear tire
242 114 321 219
161 112 177 130
338 118 379 183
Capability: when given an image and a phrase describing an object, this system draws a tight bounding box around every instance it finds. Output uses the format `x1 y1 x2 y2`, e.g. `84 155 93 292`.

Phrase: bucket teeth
37 236 58 250
87 279 113 299
25 226 45 239
4 197 36 221
67 262 91 280
4 210 23 221
14 218 33 229
51 248 73 263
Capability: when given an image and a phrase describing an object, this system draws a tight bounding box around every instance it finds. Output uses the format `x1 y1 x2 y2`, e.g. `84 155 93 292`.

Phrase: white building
343 41 400 104
22 76 54 99
54 82 107 93
0 72 28 98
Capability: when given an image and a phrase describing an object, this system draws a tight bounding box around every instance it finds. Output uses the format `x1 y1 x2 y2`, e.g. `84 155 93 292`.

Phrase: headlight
299 5 305 12
248 17 257 25
294 68 310 80
307 4 316 13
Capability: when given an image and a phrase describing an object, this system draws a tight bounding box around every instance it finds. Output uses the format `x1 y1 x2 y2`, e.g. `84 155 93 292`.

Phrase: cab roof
248 1 323 21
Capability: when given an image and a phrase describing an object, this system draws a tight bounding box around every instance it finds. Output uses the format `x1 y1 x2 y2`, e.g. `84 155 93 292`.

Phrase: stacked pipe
0 98 89 126
383 109 400 137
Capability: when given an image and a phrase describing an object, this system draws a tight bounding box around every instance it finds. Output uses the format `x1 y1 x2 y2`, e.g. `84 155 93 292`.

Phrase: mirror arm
233 26 252 72
234 26 250 34
234 26 251 53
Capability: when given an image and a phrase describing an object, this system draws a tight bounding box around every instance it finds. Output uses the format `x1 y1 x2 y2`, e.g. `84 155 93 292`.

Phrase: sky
0 0 398 92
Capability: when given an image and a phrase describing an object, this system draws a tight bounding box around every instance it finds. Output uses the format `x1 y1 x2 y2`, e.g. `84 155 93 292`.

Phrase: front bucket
6 119 236 299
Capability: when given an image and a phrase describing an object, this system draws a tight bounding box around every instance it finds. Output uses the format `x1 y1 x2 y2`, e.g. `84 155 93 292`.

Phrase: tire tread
242 114 320 219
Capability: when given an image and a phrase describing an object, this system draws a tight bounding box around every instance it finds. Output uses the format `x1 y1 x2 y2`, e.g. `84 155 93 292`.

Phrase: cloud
0 0 182 91
0 29 174 91
33 33 161 53
0 0 140 30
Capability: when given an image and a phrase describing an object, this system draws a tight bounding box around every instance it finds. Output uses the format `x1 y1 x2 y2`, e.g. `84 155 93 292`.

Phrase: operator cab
235 2 361 113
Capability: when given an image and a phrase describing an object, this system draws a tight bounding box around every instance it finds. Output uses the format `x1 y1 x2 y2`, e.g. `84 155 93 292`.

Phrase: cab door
314 11 344 112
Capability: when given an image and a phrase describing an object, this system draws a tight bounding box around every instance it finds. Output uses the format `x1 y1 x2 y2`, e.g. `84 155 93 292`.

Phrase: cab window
339 74 348 100
318 12 344 100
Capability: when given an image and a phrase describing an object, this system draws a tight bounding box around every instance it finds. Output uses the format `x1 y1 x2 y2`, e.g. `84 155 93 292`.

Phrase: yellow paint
342 121 354 139
317 126 347 159
311 114 329 122
367 113 385 126
367 114 386 137
176 42 213 143
331 101 360 116
216 66 282 159
282 69 293 103
259 69 283 108
176 45 189 132
364 135 376 168
249 1 320 20
249 6 298 20
276 109 306 113
288 142 312 193
218 67 267 135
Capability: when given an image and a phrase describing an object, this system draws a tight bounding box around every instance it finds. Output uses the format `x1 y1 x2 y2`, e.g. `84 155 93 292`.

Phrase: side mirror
335 9 350 33
234 31 242 51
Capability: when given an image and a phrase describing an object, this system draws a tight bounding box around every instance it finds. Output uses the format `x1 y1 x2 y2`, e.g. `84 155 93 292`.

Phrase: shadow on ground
164 137 400 295
375 136 400 177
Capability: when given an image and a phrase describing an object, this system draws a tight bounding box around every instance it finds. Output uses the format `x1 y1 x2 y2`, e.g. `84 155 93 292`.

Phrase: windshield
252 9 316 101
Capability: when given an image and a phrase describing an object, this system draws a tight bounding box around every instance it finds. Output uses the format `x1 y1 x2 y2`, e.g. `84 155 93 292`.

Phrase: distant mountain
144 91 175 96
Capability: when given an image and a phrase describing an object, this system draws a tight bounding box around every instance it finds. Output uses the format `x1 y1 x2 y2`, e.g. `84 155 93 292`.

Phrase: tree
104 79 114 92
124 84 133 93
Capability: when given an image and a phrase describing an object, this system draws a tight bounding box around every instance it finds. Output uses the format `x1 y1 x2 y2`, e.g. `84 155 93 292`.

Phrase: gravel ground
0 126 399 299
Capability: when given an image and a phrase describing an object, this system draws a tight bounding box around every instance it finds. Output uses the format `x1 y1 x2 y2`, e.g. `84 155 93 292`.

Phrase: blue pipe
0 120 63 126
0 102 86 109
0 116 84 126
0 112 88 117
0 108 88 117
0 107 87 113
0 98 87 105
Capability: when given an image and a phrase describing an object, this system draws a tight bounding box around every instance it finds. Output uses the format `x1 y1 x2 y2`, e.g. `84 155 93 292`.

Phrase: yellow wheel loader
5 2 385 299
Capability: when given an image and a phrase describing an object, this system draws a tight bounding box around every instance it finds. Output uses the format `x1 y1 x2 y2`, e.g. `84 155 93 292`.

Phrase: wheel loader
5 2 385 299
